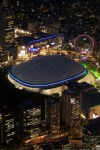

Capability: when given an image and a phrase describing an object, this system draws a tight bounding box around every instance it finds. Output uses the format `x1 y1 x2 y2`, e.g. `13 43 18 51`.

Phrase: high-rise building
19 99 41 139
45 96 60 133
66 81 97 120
0 100 15 149
0 7 15 53
61 89 82 127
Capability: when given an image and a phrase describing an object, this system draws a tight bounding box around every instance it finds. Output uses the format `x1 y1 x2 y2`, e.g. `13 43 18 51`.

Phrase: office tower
0 8 15 53
0 100 15 148
45 96 60 133
66 82 97 120
61 89 81 127
19 99 41 139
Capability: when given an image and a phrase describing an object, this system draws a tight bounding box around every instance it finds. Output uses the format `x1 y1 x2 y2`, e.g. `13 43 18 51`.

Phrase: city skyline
0 1 100 149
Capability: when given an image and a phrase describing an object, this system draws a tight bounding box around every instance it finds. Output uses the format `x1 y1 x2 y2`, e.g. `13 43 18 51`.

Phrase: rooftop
8 54 87 89
84 117 100 134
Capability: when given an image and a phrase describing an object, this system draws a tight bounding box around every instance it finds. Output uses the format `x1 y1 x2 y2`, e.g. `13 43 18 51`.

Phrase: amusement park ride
74 34 94 60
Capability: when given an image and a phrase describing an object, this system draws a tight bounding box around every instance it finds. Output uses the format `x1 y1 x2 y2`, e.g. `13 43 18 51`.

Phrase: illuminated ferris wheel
74 34 94 54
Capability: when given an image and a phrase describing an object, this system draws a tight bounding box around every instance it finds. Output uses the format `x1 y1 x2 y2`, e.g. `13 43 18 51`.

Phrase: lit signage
51 42 55 45
71 98 76 104
29 47 40 52
20 50 26 54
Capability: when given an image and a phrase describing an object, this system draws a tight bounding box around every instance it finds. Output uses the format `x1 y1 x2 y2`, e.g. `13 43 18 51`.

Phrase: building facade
61 89 82 127
0 100 15 149
0 8 15 52
45 96 60 133
19 100 41 139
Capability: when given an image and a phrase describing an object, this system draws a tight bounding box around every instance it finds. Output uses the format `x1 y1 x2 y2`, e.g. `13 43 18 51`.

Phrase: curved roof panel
9 55 87 88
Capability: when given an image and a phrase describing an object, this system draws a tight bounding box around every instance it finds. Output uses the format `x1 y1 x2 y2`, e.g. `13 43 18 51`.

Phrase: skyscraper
0 7 15 53
0 100 15 149
61 89 82 127
19 99 41 139
45 96 60 133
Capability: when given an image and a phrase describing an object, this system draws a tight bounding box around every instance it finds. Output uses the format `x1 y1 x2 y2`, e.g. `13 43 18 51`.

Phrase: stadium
8 55 87 95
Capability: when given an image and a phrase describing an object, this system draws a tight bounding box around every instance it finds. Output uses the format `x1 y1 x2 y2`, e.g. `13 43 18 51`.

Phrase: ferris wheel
74 34 94 54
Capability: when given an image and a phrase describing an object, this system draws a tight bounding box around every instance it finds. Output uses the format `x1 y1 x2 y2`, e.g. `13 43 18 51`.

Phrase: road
24 131 68 145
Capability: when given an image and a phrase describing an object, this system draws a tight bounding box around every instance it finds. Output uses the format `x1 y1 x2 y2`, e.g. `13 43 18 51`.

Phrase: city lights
0 0 99 149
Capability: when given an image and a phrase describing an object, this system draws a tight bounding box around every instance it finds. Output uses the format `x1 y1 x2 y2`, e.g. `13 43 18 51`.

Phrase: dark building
66 81 98 119
83 117 100 149
0 99 15 149
61 89 82 127
19 99 41 139
45 96 60 133
0 7 15 53
66 82 95 93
